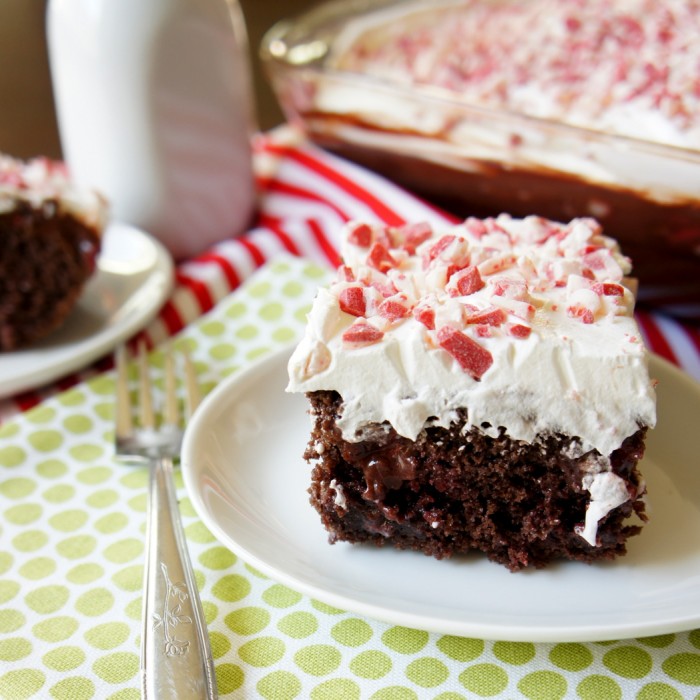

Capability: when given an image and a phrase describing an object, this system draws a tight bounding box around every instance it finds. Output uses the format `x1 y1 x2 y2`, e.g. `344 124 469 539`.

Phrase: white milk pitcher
47 0 256 260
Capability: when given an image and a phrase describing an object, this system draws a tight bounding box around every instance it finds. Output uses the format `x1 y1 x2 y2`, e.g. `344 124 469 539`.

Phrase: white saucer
182 349 700 642
0 222 173 398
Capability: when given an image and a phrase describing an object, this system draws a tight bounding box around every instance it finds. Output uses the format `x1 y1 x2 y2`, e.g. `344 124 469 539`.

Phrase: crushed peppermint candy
342 319 384 346
331 215 634 378
437 325 493 380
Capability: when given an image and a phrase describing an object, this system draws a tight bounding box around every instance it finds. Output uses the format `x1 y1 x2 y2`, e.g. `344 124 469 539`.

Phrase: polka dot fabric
1 258 700 699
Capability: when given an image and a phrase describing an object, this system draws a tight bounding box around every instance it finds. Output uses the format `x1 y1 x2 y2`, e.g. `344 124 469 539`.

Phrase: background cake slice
0 154 108 351
287 215 657 570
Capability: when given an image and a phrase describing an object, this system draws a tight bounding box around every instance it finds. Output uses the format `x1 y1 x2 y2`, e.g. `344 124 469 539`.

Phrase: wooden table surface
0 0 320 159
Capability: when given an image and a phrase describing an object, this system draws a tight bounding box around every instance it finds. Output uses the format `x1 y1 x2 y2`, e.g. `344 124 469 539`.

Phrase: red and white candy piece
464 306 507 327
378 295 411 323
342 319 384 346
338 286 366 317
346 222 373 247
507 323 532 339
437 326 493 380
393 221 433 254
490 296 535 321
366 242 398 273
446 266 485 297
413 302 436 330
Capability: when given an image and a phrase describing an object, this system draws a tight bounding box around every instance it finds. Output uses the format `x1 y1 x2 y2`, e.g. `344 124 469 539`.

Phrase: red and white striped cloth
3 126 699 419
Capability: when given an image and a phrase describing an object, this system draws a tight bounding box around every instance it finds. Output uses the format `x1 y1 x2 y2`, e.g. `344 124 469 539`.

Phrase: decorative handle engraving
142 458 218 698
153 562 193 657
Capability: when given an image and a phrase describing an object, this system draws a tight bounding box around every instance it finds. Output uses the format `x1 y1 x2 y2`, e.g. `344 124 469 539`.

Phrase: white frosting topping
0 155 108 230
287 217 657 545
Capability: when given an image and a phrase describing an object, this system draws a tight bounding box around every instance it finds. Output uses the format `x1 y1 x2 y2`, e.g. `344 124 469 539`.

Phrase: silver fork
115 344 218 699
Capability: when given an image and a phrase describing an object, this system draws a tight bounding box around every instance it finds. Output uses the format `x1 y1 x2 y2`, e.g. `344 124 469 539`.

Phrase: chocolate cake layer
305 390 647 572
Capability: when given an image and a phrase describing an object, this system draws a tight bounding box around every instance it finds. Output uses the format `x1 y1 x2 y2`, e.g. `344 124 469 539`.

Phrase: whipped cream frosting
0 155 108 231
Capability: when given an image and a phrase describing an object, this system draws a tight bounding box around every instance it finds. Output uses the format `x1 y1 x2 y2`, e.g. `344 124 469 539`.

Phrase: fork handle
142 457 218 699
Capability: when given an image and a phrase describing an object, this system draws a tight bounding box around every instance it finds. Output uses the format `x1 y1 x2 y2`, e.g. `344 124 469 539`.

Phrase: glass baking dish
261 0 700 316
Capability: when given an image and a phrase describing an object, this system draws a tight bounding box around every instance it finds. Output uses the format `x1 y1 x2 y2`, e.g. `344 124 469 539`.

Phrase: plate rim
182 347 700 642
0 222 173 398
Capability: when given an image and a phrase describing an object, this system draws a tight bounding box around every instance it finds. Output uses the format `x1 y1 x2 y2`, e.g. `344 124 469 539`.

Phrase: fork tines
115 343 200 448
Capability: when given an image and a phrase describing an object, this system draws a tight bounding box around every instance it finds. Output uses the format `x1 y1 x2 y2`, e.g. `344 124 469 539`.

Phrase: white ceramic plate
182 349 700 642
0 222 173 398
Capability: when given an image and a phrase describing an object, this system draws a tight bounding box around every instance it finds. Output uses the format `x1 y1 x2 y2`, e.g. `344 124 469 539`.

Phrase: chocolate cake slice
287 216 657 571
0 155 107 351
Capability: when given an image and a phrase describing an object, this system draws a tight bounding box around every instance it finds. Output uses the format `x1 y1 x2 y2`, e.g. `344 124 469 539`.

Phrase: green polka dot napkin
1 257 699 700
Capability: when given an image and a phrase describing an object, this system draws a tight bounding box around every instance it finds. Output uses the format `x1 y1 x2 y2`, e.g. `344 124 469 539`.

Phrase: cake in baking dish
287 216 657 570
0 154 108 351
329 0 700 150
